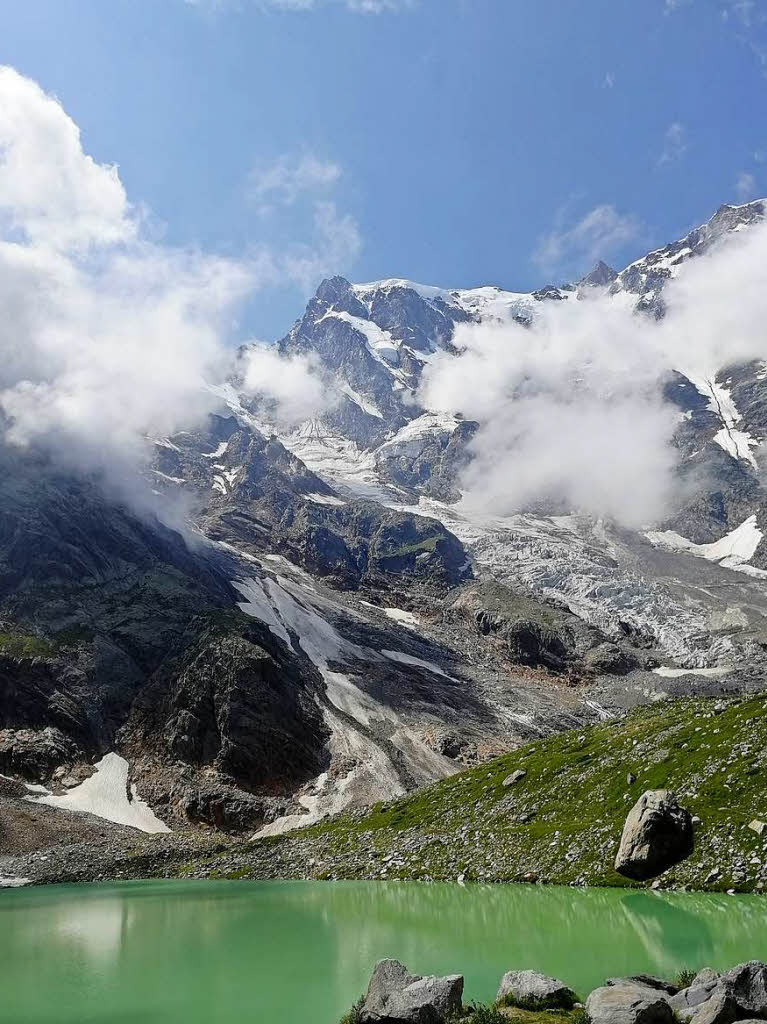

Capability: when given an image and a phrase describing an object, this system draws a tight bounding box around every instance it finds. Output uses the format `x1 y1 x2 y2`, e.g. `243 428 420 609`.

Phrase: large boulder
586 982 675 1024
614 790 694 880
359 959 463 1023
496 969 576 1009
720 962 767 1018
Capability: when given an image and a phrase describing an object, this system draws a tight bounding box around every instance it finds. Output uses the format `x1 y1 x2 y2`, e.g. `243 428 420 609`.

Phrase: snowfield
27 754 171 834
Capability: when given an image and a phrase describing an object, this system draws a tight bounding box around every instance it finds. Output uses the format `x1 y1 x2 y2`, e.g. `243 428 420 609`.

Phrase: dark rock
614 790 694 880
584 642 638 676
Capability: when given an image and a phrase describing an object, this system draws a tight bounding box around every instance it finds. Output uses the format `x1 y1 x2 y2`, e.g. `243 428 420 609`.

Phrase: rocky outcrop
496 969 576 1008
359 959 463 1023
444 580 641 675
614 790 694 880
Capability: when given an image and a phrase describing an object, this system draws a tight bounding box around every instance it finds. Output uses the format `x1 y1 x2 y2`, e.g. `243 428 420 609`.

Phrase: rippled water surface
2 879 767 1023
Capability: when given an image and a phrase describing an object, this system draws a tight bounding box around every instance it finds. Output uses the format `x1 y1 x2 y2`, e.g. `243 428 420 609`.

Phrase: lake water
2 879 767 1023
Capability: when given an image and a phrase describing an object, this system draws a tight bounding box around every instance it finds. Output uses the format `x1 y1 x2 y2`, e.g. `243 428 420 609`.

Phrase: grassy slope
232 693 767 891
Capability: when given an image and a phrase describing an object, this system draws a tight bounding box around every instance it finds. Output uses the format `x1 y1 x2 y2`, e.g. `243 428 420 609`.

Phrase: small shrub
675 968 698 989
339 996 364 1024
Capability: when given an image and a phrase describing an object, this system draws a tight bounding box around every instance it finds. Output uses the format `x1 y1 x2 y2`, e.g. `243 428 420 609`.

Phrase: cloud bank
0 66 328 491
421 211 767 528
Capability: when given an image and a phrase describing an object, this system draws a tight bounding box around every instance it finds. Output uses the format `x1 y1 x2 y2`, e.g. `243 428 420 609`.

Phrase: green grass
338 996 364 1024
0 630 55 659
675 968 699 989
261 693 767 891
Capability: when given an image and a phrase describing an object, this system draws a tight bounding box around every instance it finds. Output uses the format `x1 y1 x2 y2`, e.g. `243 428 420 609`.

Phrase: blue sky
2 0 765 338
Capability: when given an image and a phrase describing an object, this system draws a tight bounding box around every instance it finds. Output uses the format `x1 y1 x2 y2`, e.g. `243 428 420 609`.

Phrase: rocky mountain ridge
4 198 767 872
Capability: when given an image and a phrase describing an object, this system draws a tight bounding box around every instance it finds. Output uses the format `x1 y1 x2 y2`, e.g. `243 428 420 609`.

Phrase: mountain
4 198 767 879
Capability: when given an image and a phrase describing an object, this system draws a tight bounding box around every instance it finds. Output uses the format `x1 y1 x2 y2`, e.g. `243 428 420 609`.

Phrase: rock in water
586 982 675 1024
614 790 694 881
496 969 576 1008
360 958 463 1023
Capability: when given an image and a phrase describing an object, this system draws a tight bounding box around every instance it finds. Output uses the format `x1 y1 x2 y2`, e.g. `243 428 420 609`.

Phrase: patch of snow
201 439 230 459
27 753 170 833
212 475 227 495
685 373 759 468
0 876 31 888
384 607 419 627
653 665 731 678
304 492 347 506
646 514 763 570
223 466 242 486
338 382 384 419
152 470 185 485
233 577 292 646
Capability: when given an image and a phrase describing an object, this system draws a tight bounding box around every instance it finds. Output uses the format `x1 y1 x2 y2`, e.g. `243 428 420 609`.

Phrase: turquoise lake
2 879 767 1023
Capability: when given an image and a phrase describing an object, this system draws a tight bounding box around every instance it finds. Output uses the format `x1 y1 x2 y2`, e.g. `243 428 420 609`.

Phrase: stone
628 772 637 785
360 959 464 1023
502 770 527 788
687 991 737 1024
586 982 675 1024
668 972 720 1014
496 969 576 1009
749 820 766 836
606 975 678 996
614 790 694 881
720 961 767 1017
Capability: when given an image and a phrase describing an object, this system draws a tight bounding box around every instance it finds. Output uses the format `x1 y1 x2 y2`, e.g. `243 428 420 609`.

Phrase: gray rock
496 969 576 1008
614 790 694 881
687 990 737 1024
360 958 463 1023
586 982 675 1024
669 973 721 1014
720 961 767 1017
502 770 527 788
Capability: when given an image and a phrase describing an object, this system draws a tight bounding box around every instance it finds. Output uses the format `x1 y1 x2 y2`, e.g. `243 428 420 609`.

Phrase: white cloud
247 153 342 213
533 204 642 279
736 171 758 200
240 345 326 426
0 66 329 493
277 200 362 292
0 67 133 250
421 214 767 528
658 121 688 167
186 0 411 12
602 71 616 88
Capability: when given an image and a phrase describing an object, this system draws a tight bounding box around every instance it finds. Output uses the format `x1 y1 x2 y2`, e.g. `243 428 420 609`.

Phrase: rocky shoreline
341 959 767 1024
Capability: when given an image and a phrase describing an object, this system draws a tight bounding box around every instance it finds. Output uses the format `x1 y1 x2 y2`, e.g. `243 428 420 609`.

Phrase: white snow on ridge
338 382 384 419
201 439 230 459
686 373 759 468
27 754 170 834
304 492 347 506
645 514 764 573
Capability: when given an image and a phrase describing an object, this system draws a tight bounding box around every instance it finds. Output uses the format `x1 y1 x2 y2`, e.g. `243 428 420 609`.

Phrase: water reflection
1 880 766 1024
